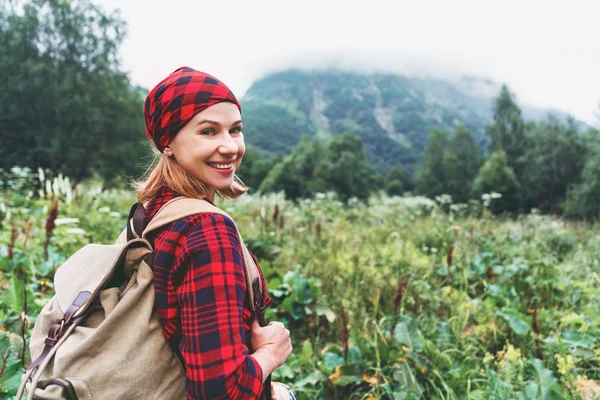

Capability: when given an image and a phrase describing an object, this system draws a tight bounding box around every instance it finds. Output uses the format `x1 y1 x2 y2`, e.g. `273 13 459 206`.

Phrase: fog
95 0 600 124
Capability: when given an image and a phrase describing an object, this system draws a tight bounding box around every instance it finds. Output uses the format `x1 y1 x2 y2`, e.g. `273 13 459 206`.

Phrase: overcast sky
95 0 600 124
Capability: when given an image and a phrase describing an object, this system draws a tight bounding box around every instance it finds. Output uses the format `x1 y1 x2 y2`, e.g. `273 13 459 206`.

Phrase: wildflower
44 198 59 259
65 228 86 235
55 218 80 225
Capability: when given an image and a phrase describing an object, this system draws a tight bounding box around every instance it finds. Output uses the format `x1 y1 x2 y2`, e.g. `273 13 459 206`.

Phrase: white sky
95 0 600 124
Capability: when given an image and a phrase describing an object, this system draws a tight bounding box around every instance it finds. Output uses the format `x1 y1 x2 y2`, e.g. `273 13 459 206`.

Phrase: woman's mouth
207 161 235 174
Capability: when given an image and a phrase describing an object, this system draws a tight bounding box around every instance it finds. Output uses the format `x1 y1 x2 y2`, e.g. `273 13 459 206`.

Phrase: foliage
565 129 600 219
386 165 413 194
485 85 527 177
0 0 148 185
472 151 521 213
414 125 482 203
236 144 282 193
259 134 381 202
521 117 585 213
2 171 600 399
444 124 483 203
241 99 316 155
414 128 450 198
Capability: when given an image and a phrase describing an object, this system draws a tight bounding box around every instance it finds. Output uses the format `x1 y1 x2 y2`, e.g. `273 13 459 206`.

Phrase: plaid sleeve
177 213 264 400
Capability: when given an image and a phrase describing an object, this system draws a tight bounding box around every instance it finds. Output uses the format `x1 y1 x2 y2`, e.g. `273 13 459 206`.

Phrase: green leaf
347 346 361 363
298 340 313 365
272 362 295 380
294 371 328 388
319 353 344 374
3 276 25 315
485 370 513 399
0 332 23 396
436 322 456 347
525 358 563 400
394 316 423 352
391 363 423 395
497 308 531 336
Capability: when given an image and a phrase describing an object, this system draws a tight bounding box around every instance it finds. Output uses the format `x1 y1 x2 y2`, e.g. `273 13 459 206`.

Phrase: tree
521 117 585 212
326 134 380 201
259 136 329 199
0 0 146 185
259 134 380 201
565 129 600 219
472 151 521 214
385 165 412 196
236 144 281 192
486 85 526 177
414 128 450 198
444 125 482 203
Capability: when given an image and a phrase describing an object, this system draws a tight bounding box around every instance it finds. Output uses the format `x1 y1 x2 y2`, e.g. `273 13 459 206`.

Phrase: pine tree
415 128 450 198
486 85 526 177
472 151 521 213
444 125 482 203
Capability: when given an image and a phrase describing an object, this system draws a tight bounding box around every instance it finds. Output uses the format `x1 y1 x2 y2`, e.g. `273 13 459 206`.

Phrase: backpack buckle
57 320 65 337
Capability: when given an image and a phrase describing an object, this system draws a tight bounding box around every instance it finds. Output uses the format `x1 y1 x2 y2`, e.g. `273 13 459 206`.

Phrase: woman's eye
230 126 243 134
199 128 215 136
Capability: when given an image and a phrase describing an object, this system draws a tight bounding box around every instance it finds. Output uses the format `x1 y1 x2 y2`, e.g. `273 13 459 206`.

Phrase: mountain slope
240 69 583 173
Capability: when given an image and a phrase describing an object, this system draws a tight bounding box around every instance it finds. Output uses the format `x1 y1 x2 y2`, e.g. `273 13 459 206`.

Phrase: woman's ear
163 146 173 157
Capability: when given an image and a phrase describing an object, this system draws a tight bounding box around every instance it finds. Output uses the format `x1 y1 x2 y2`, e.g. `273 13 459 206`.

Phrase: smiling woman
134 67 294 400
162 102 246 201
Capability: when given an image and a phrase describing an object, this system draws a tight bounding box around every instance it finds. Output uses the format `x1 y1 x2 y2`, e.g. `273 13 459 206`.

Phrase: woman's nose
218 132 239 154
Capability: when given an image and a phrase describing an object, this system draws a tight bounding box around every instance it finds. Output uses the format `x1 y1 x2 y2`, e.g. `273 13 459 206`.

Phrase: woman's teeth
209 162 234 169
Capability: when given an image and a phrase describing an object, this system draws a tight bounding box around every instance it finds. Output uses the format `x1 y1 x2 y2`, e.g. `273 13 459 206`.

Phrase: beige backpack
17 197 269 400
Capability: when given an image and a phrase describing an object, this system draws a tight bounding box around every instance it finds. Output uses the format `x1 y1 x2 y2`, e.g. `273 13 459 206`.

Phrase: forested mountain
241 70 584 173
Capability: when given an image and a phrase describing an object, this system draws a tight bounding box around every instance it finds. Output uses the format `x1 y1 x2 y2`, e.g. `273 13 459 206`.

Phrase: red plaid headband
144 67 241 152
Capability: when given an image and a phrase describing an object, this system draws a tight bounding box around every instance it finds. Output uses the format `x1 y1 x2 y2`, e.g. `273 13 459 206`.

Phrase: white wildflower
55 218 80 225
65 228 86 235
38 167 45 183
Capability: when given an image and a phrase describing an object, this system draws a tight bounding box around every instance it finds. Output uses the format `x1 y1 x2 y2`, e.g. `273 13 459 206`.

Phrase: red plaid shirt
145 186 272 399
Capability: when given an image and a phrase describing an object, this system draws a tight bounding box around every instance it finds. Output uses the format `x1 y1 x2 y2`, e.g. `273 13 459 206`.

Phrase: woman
137 66 294 399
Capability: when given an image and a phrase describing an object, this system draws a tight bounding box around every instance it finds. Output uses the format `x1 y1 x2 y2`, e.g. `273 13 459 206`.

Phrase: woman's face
164 102 245 197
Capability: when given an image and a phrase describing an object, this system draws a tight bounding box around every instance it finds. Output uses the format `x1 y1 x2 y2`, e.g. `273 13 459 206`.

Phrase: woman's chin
208 179 234 192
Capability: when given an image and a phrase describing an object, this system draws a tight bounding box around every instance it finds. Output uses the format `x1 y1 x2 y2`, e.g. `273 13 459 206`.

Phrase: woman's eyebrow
196 119 219 126
195 119 243 127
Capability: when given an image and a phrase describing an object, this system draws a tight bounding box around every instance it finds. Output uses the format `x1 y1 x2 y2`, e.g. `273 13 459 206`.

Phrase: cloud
96 0 600 124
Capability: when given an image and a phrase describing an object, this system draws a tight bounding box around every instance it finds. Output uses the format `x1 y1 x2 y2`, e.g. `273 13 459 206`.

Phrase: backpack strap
143 197 268 326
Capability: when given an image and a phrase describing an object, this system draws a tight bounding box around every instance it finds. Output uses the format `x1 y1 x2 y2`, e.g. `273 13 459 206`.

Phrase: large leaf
294 371 328 388
522 359 563 400
319 352 345 374
391 363 423 396
497 308 531 336
0 331 23 396
485 370 514 400
394 316 423 352
3 275 25 315
328 364 363 386
298 340 313 365
436 322 456 348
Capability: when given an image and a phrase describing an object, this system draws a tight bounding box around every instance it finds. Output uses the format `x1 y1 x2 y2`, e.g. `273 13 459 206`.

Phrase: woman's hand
250 319 292 381
271 382 293 400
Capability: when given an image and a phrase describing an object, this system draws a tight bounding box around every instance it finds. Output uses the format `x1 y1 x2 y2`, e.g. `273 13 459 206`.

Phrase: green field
1 172 599 399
